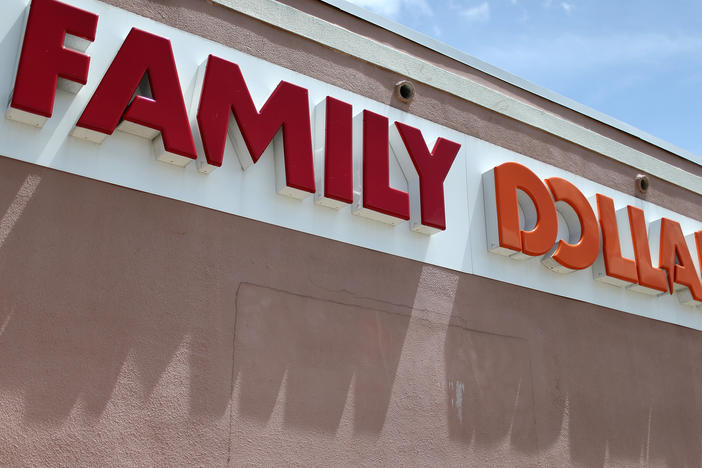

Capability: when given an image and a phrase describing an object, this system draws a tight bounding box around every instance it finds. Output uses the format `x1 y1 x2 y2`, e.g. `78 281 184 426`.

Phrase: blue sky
345 0 702 158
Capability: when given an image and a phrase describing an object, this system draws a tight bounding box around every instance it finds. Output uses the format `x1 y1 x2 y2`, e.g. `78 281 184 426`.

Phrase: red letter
627 206 668 294
654 219 702 304
542 177 600 272
196 55 315 198
483 162 558 258
315 97 353 207
353 110 409 224
75 28 196 165
8 0 98 126
390 122 461 234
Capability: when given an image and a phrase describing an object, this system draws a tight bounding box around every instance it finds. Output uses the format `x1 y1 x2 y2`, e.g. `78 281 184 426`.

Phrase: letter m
196 54 315 198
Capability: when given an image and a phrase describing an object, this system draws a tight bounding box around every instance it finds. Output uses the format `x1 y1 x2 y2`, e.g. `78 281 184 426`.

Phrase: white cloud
461 2 490 22
345 0 433 19
561 2 573 13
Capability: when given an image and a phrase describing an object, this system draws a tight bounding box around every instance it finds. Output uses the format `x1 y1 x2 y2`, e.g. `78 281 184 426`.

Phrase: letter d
483 162 558 259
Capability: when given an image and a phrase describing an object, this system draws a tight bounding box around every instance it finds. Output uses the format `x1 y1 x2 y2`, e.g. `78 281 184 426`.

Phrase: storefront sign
9 0 461 234
484 162 702 306
3 0 702 329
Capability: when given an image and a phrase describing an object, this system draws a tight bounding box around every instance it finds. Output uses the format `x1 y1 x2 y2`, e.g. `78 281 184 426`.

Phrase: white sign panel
2 0 702 330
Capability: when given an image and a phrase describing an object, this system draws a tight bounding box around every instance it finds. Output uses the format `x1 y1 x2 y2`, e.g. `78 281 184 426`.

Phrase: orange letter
593 194 638 286
542 177 600 272
483 162 557 258
655 219 702 305
627 206 668 295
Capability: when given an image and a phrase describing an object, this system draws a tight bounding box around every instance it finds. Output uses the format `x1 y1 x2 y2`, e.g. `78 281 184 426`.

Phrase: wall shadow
232 283 411 435
3 152 702 466
0 155 418 464
446 270 702 467
444 325 538 452
0 158 236 425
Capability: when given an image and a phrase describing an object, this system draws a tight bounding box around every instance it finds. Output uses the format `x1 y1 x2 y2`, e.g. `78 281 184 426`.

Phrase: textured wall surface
2 0 702 466
1 156 702 467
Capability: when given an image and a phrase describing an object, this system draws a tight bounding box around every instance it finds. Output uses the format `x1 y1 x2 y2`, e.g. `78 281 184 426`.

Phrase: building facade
2 0 702 466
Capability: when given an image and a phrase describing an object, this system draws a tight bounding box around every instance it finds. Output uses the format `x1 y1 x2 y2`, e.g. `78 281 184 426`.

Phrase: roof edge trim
211 0 702 195
318 0 702 166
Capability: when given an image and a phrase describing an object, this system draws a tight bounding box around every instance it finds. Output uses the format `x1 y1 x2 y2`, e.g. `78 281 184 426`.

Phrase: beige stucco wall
2 1 702 466
2 156 701 467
